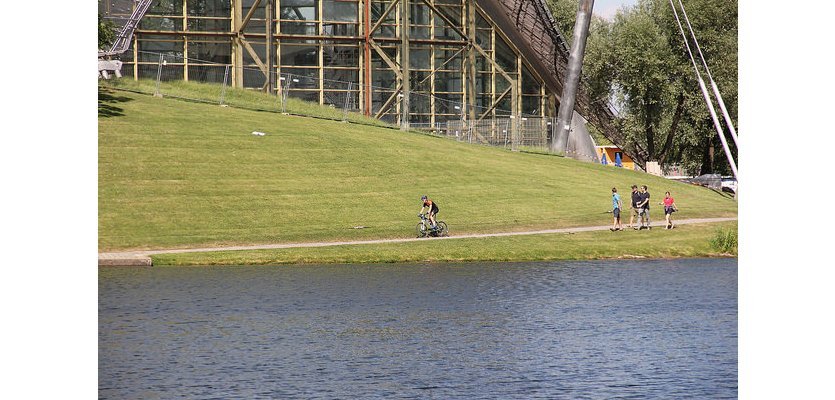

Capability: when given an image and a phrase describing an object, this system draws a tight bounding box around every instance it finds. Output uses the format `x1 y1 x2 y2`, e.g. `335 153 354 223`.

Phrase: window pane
434 72 461 92
323 0 357 22
409 70 431 90
243 40 267 62
371 69 397 90
370 1 397 23
138 63 161 79
242 18 267 34
495 97 511 116
522 95 541 115
323 44 359 67
495 35 517 73
187 18 231 31
159 63 185 81
281 67 320 89
281 44 319 66
322 23 357 36
522 65 541 95
281 22 317 35
434 47 463 70
323 70 358 88
243 66 266 88
409 94 431 115
188 65 228 83
288 90 320 103
187 37 232 63
409 48 431 70
138 36 184 59
141 17 183 31
434 93 463 116
149 0 184 15
410 26 431 39
495 75 510 93
187 0 231 17
280 0 317 21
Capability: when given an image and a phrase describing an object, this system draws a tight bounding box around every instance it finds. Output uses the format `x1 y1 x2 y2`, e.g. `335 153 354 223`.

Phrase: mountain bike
416 214 449 238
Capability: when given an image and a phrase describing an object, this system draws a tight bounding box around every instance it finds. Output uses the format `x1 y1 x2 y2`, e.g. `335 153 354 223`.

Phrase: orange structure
596 145 635 170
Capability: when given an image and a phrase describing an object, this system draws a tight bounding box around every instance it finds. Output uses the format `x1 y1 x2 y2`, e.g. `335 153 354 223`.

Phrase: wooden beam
368 39 403 80
374 83 403 119
419 0 468 41
401 0 410 130
477 86 512 121
414 46 466 89
369 0 400 36
265 0 274 93
239 38 269 77
239 0 263 33
466 0 476 122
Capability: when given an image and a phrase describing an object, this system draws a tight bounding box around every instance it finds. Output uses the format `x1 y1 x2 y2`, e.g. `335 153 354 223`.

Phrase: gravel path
98 217 737 265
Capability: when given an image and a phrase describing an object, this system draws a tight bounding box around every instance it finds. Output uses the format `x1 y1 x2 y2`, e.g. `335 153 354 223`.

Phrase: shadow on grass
712 188 737 200
98 86 134 117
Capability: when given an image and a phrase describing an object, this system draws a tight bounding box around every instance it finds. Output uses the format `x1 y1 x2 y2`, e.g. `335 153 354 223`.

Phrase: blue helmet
421 195 427 201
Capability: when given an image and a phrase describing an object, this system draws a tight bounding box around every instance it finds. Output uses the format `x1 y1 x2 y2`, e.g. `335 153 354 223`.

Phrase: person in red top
660 191 678 229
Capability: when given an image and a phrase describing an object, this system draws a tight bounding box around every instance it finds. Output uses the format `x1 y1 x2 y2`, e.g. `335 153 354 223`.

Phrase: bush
710 227 737 254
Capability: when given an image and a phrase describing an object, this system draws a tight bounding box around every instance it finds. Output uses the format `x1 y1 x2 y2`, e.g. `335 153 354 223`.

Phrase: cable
676 0 738 147
667 0 737 179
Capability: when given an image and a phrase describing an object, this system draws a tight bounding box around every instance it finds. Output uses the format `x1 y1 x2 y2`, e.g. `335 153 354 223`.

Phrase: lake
99 258 737 399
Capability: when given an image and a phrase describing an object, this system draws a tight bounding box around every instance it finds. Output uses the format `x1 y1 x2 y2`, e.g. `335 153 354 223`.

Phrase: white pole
668 0 737 179
697 77 738 178
676 0 738 147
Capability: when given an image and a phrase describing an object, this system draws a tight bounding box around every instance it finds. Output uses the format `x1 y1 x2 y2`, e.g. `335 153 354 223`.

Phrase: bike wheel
416 223 427 238
437 221 449 237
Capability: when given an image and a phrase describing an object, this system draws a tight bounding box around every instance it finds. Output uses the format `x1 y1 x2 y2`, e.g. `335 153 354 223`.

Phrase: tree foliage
546 0 579 39
99 13 117 51
549 0 738 175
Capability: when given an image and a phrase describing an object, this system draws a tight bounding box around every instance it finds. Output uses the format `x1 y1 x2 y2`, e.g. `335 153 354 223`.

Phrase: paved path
98 217 737 266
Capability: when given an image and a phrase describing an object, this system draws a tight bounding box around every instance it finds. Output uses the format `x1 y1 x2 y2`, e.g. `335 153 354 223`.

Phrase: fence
102 51 570 153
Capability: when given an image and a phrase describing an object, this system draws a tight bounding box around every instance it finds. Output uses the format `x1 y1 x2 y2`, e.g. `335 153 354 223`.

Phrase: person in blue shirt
611 187 623 231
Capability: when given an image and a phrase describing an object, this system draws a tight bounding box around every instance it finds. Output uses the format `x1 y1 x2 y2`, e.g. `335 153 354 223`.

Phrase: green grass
99 83 737 256
100 78 392 128
152 221 738 266
710 226 738 253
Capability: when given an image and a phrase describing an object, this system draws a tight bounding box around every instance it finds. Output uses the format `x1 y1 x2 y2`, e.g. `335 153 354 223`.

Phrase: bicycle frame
417 214 448 238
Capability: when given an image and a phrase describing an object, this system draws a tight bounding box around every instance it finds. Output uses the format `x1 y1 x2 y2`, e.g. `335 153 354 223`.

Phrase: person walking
637 185 651 229
628 185 641 228
611 187 623 231
660 191 678 229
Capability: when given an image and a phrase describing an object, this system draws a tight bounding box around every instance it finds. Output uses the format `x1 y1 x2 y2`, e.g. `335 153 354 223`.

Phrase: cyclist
419 195 440 230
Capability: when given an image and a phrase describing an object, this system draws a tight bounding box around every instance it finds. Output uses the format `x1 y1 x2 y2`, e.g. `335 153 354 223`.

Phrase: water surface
99 258 737 399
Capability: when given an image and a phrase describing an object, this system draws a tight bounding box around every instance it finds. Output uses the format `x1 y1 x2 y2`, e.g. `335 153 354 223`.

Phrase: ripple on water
100 258 737 399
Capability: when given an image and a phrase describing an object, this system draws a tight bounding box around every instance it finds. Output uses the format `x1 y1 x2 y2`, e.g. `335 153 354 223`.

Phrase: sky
592 0 638 20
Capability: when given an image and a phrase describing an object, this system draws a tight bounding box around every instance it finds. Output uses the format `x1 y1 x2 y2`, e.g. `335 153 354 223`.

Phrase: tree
606 1 689 167
548 0 738 175
99 13 117 51
656 0 738 175
546 0 580 39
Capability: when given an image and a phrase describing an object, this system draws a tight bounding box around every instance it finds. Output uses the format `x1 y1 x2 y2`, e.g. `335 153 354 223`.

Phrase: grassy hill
99 85 736 254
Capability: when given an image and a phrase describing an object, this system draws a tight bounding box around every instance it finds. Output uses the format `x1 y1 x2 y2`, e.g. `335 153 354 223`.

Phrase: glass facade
101 0 556 124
